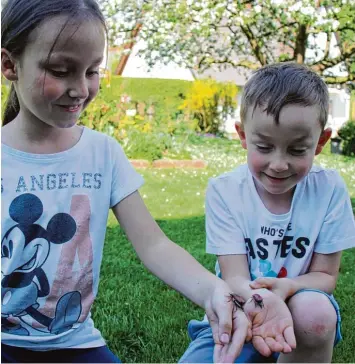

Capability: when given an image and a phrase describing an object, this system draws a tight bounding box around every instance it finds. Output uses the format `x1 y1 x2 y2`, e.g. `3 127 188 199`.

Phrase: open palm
243 290 296 357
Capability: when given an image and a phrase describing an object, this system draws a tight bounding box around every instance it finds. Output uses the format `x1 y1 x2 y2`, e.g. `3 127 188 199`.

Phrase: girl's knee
287 291 337 347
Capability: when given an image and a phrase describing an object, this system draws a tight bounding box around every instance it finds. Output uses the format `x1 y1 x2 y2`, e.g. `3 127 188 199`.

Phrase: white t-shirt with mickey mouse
206 164 355 280
1 127 144 350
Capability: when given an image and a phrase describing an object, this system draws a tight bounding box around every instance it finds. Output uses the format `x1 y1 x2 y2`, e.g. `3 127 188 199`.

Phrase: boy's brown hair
240 62 329 128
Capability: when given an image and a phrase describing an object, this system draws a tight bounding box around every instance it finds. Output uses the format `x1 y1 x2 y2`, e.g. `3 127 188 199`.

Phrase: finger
246 326 253 342
222 310 250 362
275 333 292 353
283 326 297 349
216 343 233 364
250 278 272 287
213 343 223 364
208 311 222 345
282 342 292 353
253 335 272 357
265 337 283 353
215 305 233 345
249 282 266 289
223 318 248 363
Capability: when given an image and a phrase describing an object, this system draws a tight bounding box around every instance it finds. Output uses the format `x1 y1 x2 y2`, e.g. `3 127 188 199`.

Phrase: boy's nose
269 157 288 172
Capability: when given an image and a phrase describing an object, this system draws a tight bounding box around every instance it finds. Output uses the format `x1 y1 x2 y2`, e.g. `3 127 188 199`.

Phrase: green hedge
101 76 192 120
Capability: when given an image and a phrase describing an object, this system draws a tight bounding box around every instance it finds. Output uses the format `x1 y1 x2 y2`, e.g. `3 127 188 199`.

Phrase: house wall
327 88 350 134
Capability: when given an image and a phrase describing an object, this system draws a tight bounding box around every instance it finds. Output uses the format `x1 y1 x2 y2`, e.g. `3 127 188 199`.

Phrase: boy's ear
1 49 18 81
235 122 247 149
315 127 332 155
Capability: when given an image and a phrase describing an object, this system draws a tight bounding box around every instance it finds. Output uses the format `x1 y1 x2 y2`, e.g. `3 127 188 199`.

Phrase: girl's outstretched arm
112 190 250 363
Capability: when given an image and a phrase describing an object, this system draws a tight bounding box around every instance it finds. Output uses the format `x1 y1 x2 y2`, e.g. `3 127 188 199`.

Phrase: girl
1 0 251 362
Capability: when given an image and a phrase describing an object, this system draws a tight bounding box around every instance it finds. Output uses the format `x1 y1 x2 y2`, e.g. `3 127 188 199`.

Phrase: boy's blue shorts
179 289 342 363
1 344 121 363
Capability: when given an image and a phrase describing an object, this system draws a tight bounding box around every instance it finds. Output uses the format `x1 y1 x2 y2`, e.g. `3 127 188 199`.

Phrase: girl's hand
243 289 296 357
250 277 293 301
205 280 252 363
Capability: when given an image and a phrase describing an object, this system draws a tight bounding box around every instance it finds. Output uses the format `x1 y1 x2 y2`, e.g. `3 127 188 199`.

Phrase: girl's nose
68 79 89 99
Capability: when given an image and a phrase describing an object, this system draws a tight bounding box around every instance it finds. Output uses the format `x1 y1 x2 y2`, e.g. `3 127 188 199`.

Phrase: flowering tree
99 0 354 85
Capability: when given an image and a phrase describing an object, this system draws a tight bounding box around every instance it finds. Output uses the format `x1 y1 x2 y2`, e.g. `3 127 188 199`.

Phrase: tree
99 0 355 85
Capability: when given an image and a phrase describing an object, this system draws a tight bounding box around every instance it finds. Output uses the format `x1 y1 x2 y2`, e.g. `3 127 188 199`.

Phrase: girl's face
14 15 105 129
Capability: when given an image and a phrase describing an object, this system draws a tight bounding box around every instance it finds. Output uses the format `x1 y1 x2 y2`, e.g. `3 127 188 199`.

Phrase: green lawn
96 136 355 363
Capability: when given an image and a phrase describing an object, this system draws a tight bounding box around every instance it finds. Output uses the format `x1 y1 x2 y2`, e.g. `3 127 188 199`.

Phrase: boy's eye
256 145 272 152
290 148 307 156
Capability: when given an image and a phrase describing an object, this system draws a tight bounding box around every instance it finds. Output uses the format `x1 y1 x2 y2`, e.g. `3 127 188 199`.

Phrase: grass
98 136 355 363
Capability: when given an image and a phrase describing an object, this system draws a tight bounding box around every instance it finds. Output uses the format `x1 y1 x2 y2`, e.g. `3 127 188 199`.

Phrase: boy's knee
287 291 337 347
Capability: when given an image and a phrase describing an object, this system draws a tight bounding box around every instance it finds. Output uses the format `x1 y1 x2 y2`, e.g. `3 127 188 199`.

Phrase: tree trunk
294 24 308 64
114 23 142 75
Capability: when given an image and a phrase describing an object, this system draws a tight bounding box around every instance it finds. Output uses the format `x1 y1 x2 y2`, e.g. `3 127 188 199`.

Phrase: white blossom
300 6 315 16
254 5 262 13
289 2 302 12
333 20 340 31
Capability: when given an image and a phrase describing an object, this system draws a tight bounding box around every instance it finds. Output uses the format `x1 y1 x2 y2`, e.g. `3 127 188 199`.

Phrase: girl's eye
87 70 99 77
49 69 68 78
256 145 272 152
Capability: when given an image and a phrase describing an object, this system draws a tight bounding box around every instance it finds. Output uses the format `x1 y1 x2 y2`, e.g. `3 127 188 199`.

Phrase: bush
350 90 355 121
338 120 355 157
79 81 196 161
122 129 172 161
179 79 239 134
79 96 118 134
1 83 10 121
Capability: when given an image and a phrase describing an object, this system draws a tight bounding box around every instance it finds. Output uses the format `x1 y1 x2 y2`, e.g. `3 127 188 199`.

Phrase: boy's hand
250 277 292 301
205 280 252 363
243 289 296 357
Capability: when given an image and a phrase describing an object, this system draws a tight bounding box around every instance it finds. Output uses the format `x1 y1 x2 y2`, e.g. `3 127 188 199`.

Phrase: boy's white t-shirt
206 164 355 280
1 127 144 350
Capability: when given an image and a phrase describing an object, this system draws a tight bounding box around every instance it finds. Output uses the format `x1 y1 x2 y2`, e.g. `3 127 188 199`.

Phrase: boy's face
236 104 331 199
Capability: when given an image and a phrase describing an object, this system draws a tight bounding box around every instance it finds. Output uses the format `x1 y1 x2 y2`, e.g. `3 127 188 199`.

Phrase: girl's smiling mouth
57 104 82 112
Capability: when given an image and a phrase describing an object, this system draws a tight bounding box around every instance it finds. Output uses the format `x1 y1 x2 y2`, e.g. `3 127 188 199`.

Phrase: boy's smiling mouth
263 173 292 182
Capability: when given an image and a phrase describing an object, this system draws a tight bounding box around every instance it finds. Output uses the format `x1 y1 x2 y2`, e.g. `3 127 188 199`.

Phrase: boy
180 63 355 363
